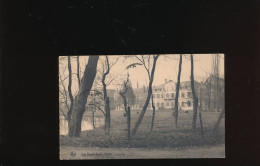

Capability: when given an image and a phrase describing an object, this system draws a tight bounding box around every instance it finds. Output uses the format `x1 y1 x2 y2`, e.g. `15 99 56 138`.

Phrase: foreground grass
60 110 225 148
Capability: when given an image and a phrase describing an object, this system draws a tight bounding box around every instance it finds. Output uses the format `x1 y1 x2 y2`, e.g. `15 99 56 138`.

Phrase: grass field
60 109 225 148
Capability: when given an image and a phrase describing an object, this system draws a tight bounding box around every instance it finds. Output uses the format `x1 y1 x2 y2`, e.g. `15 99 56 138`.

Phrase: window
187 101 191 107
181 93 185 98
157 103 160 107
166 102 169 107
188 92 192 98
157 94 160 98
171 93 174 98
161 94 164 98
161 103 164 108
166 93 169 98
182 102 185 107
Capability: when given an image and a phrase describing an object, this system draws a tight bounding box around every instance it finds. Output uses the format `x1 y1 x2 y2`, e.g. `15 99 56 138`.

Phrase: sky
59 54 224 95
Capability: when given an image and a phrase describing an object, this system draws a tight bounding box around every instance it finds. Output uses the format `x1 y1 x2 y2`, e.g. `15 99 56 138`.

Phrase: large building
131 79 201 111
60 76 224 115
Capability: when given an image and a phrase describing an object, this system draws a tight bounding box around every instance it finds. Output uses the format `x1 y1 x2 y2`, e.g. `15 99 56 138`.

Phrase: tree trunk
216 54 220 112
119 85 128 114
214 110 225 134
132 55 159 135
105 97 110 133
150 90 155 131
127 106 131 144
102 56 111 133
199 85 202 111
173 54 182 129
190 54 198 131
68 56 99 137
119 81 131 143
67 56 74 122
77 56 81 88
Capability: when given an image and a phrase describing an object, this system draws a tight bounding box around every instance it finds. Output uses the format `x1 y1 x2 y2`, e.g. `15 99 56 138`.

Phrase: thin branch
59 73 70 112
135 55 151 80
59 108 68 121
109 56 120 69
87 104 106 116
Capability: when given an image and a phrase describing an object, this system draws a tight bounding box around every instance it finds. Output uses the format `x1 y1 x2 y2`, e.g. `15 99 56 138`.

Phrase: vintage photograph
59 54 225 159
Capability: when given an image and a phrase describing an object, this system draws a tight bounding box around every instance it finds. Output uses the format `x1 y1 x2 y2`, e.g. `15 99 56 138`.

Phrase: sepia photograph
59 54 225 159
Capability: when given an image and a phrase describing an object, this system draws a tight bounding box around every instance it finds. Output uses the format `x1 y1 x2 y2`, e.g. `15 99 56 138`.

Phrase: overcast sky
59 54 224 95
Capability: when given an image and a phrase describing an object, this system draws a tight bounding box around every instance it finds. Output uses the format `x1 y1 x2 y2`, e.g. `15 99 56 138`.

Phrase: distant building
131 79 201 112
178 81 201 111
60 75 224 114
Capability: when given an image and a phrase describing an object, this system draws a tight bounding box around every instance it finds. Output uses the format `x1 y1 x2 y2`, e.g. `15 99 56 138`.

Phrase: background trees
59 54 224 138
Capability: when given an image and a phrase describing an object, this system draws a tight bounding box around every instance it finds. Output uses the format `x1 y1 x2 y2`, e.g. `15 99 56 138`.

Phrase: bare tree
68 56 99 137
212 54 220 111
119 74 130 113
150 89 156 131
173 54 182 129
59 74 69 120
99 56 119 133
59 64 70 121
132 55 160 135
102 56 111 133
190 54 199 130
67 56 74 122
131 55 158 131
119 74 131 143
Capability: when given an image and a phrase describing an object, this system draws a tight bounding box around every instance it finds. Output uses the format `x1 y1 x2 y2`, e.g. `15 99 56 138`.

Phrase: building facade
131 79 201 111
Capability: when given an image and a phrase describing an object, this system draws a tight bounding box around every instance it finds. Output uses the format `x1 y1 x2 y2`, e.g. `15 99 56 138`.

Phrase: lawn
60 109 225 148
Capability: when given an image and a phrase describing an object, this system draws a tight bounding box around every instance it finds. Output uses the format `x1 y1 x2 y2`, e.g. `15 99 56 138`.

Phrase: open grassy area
60 109 225 148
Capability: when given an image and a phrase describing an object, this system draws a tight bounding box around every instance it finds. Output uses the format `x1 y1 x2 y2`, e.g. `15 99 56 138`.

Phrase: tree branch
87 104 106 116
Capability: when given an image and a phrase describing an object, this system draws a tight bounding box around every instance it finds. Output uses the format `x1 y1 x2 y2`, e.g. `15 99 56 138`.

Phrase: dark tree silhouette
68 56 99 137
173 54 182 129
190 54 198 130
132 55 160 135
100 56 119 133
119 75 131 144
67 56 74 122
